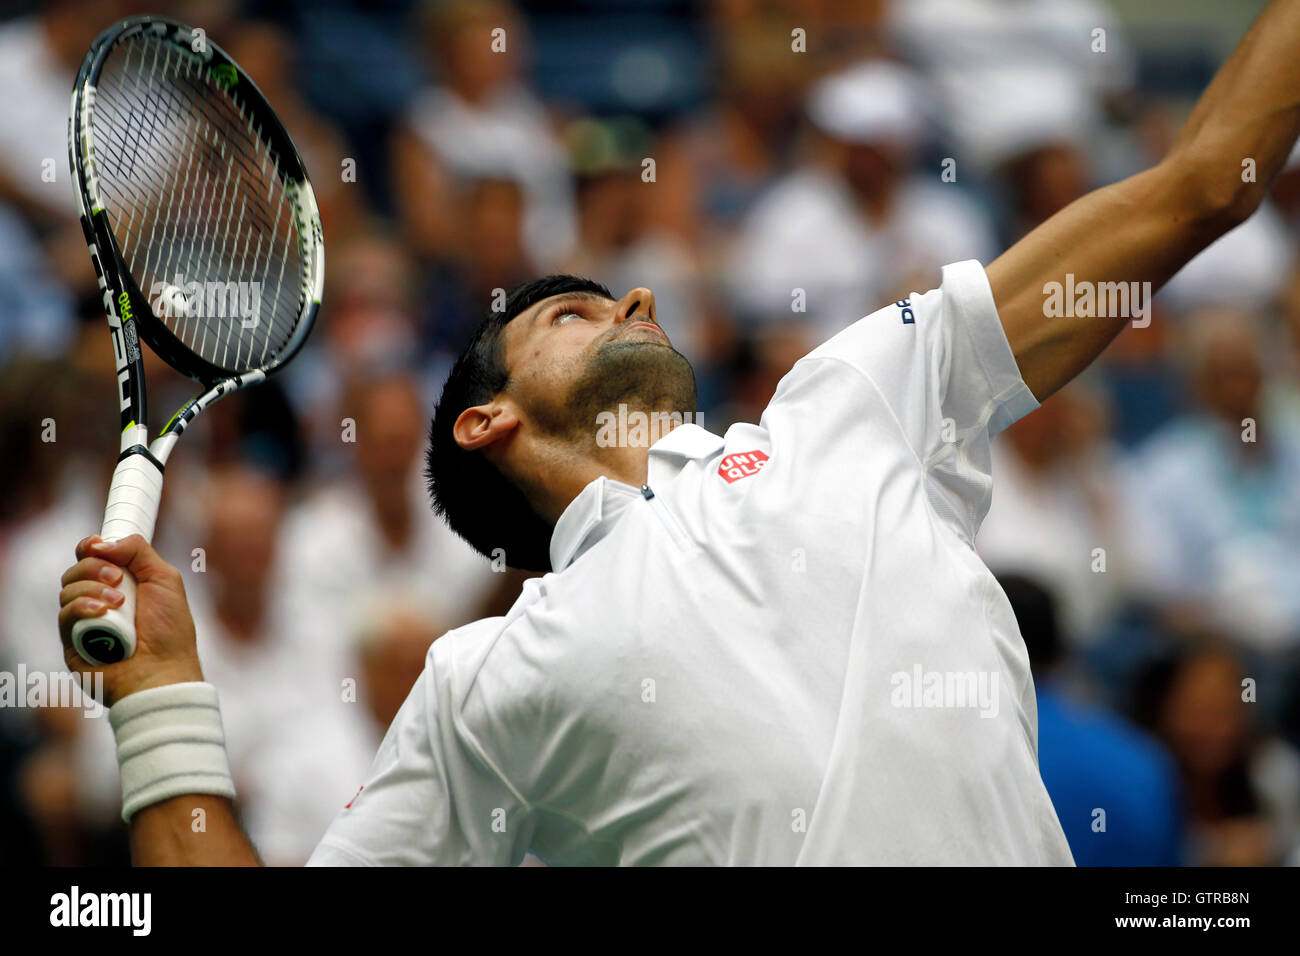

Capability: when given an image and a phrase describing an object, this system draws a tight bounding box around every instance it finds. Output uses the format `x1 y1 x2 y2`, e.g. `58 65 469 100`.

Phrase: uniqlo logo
718 450 769 483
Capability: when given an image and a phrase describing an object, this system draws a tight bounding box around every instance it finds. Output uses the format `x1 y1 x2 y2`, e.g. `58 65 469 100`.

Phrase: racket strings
103 44 301 359
88 35 305 374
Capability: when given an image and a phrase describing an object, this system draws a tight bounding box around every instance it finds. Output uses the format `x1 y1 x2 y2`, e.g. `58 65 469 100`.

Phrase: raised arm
987 0 1300 401
58 535 262 865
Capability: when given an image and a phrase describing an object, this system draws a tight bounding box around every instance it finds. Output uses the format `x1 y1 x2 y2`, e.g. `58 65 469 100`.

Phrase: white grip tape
101 452 164 543
70 453 165 665
109 682 236 823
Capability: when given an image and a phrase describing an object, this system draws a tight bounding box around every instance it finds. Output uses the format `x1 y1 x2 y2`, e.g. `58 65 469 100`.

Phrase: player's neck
508 437 653 527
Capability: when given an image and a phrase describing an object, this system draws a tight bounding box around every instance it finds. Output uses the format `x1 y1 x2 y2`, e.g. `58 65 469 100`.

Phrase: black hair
1129 641 1261 820
425 275 614 572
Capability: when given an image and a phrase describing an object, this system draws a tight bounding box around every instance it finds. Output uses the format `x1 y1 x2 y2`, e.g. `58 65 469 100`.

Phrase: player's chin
597 339 693 382
600 337 678 360
578 339 696 400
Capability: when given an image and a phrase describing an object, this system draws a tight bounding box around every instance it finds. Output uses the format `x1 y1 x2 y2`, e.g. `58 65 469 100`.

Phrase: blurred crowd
2 0 1299 866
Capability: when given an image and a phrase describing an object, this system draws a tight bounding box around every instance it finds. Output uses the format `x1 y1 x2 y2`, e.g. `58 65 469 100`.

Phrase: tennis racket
68 15 324 666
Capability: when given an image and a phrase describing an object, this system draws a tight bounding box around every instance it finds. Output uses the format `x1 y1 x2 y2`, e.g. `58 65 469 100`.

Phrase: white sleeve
306 639 531 867
805 259 1036 451
768 259 1038 539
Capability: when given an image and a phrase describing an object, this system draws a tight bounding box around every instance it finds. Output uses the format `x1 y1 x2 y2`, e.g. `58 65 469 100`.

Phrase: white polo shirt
306 260 1074 866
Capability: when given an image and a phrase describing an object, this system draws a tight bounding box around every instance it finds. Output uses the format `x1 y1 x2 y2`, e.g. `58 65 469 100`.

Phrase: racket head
69 15 323 393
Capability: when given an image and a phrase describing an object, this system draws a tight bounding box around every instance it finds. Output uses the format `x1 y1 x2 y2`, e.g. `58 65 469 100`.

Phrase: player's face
501 287 698 442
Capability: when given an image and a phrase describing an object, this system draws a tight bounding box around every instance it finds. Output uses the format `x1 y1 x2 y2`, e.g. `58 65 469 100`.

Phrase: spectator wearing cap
888 0 1136 185
723 59 997 346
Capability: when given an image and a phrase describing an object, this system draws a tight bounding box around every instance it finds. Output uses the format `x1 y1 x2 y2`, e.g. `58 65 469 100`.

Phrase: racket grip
71 453 165 666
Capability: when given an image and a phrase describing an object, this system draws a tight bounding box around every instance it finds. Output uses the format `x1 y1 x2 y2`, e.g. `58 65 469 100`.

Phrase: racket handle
71 453 165 666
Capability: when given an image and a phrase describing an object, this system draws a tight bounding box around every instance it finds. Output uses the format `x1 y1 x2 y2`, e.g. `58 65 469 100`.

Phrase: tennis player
59 0 1300 865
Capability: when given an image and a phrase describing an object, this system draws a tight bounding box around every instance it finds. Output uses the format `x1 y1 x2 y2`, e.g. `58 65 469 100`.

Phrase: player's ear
453 402 519 453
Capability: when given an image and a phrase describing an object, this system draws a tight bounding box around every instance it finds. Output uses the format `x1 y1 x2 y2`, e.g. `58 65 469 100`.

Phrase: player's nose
613 287 657 326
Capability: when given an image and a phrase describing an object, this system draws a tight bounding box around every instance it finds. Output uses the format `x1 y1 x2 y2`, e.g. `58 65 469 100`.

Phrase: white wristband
108 681 236 823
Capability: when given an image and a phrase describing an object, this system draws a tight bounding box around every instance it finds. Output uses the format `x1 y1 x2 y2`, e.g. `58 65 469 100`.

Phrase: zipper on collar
640 483 691 551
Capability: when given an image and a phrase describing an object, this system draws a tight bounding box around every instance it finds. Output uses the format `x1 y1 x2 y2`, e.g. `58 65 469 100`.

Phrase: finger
58 595 111 643
59 580 125 610
61 556 125 588
75 535 104 562
85 534 176 586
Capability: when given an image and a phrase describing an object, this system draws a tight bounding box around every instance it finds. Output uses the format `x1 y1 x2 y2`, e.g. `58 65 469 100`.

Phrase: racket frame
67 14 324 664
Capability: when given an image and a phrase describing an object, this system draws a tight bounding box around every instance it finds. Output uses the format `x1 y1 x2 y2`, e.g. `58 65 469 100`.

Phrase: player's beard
532 338 698 448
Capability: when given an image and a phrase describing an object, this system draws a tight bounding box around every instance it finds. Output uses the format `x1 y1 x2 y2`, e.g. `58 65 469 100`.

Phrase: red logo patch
718 450 769 483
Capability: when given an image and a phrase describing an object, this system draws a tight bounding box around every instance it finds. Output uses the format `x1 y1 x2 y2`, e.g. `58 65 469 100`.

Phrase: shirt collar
548 423 725 572
645 422 726 489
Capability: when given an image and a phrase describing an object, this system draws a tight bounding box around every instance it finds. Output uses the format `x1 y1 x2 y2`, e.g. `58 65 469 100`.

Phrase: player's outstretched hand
58 534 203 707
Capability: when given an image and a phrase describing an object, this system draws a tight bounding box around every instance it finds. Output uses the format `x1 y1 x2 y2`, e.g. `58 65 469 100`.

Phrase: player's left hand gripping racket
68 15 323 666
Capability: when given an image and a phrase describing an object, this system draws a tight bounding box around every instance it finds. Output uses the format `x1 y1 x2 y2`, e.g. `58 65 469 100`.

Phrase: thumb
85 533 172 583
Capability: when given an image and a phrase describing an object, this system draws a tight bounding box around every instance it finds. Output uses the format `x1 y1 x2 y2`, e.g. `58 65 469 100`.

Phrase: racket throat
117 442 167 474
100 447 166 545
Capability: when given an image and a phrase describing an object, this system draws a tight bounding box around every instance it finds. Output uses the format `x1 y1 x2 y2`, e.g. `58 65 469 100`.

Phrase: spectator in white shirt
391 0 576 272
979 379 1134 647
281 370 507 685
724 59 997 345
1126 307 1300 653
0 1 122 224
349 592 448 751
888 0 1136 178
182 464 375 865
